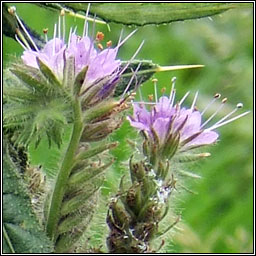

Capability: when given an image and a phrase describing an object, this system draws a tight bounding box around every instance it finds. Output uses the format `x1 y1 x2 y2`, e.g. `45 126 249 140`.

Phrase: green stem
3 225 15 253
46 98 83 241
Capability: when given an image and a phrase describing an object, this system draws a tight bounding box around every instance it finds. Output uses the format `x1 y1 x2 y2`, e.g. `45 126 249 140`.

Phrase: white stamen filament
153 80 158 103
62 12 65 40
138 85 143 102
67 27 73 48
205 111 250 131
212 103 242 127
201 98 227 128
15 13 39 52
128 101 156 106
201 93 221 115
83 3 91 37
118 29 138 49
15 34 28 50
58 15 61 39
169 77 176 106
53 23 57 55
85 15 96 63
179 91 190 105
44 33 48 43
170 89 176 108
117 29 124 46
73 26 78 35
121 62 142 98
190 91 199 110
119 40 145 76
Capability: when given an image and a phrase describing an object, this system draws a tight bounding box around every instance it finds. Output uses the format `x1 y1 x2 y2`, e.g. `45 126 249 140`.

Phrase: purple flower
128 96 217 149
21 30 121 91
128 81 249 154
15 9 142 97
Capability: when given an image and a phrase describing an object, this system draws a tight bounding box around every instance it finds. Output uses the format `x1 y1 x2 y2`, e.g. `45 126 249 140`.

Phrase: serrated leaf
10 65 50 93
39 3 252 26
3 139 53 253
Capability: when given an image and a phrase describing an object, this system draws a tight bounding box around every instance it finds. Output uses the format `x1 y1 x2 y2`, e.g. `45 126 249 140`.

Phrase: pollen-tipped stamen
43 28 48 42
13 7 39 52
61 9 66 40
201 93 221 115
206 110 250 131
212 102 243 127
201 97 227 128
152 78 158 103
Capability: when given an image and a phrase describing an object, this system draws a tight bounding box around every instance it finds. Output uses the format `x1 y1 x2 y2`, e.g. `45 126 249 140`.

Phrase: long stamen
179 91 190 105
61 9 65 40
43 28 48 42
206 111 250 131
121 62 142 98
15 28 31 50
169 77 176 107
67 27 73 48
86 14 97 61
14 10 39 52
119 41 145 76
117 29 138 49
53 23 57 55
213 103 243 127
201 93 221 115
138 85 143 102
201 97 227 128
72 26 77 35
15 34 28 50
58 14 61 39
190 91 199 111
128 101 156 106
169 77 175 99
152 78 158 103
83 3 91 37
117 29 124 46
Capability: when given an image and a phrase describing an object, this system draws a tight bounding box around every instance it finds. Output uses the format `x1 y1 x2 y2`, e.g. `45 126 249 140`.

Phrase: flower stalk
107 78 249 253
46 97 83 241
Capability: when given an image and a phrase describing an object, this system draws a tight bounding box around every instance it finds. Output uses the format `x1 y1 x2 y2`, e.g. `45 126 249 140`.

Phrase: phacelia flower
128 78 249 158
12 6 141 96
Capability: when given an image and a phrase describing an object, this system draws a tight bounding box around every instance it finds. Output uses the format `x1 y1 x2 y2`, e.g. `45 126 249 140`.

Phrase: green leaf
36 57 62 88
3 139 53 253
38 3 252 26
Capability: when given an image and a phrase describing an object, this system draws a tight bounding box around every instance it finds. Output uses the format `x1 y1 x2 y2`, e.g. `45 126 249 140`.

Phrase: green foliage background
3 3 253 253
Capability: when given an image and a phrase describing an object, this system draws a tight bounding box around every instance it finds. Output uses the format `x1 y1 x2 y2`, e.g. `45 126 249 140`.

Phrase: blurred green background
3 3 253 253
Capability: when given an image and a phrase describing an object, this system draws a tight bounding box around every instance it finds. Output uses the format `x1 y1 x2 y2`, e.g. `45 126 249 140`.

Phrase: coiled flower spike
127 78 250 160
13 5 143 99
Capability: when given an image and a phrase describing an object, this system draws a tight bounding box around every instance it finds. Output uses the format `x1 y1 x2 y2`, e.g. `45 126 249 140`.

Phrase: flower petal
186 130 218 147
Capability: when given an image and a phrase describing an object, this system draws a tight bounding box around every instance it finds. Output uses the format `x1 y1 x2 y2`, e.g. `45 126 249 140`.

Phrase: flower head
13 6 140 98
128 78 249 158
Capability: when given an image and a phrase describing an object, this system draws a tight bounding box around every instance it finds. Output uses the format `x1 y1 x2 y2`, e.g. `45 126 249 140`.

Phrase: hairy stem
3 225 15 253
46 98 83 241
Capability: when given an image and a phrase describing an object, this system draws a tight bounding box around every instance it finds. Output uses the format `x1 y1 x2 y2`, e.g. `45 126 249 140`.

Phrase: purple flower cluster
128 80 249 154
21 33 120 91
128 95 218 151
